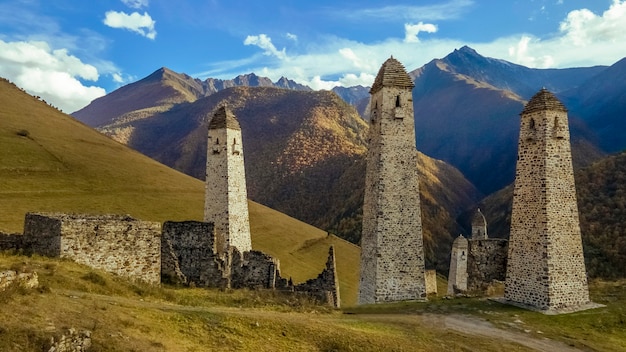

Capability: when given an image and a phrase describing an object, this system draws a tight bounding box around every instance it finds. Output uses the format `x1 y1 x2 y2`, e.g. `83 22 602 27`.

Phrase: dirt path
423 314 582 352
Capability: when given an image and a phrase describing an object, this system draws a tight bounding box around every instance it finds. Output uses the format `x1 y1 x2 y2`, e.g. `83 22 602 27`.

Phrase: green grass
2 253 624 351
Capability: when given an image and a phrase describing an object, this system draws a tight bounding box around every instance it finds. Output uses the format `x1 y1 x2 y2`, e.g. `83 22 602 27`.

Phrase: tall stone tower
505 88 590 312
204 106 252 256
358 57 426 304
471 208 487 240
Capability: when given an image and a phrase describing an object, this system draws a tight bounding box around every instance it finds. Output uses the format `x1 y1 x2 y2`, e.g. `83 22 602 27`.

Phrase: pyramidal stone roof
209 105 241 130
522 88 567 115
370 56 414 94
471 208 487 227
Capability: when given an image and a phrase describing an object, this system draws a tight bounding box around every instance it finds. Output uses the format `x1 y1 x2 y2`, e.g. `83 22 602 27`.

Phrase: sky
1 0 626 113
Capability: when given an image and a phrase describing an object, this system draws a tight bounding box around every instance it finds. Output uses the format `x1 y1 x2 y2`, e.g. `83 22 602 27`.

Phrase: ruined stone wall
467 239 507 292
161 221 224 286
0 232 26 252
204 108 252 256
505 90 590 312
23 213 62 257
359 58 426 304
230 249 287 290
295 246 340 308
24 213 162 284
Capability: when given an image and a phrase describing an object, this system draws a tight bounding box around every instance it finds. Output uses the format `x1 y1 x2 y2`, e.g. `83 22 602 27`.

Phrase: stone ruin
2 213 162 284
447 209 508 296
162 220 341 307
0 214 340 307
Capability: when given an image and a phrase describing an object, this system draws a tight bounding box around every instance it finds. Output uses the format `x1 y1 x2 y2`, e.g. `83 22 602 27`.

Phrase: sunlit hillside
0 77 360 305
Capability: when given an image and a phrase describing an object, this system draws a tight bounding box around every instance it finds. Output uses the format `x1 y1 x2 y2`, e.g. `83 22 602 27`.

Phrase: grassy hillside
0 78 361 305
1 253 624 351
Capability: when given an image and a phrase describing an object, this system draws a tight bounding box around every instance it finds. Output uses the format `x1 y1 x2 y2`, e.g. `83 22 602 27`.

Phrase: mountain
475 151 626 278
72 68 311 128
561 57 626 153
409 46 611 194
0 77 361 304
331 85 370 117
72 75 481 272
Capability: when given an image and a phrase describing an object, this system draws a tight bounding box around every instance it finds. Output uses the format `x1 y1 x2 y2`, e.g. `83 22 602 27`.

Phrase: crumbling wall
230 249 287 290
0 232 26 252
23 213 161 284
23 213 62 257
161 221 224 286
467 239 508 292
295 246 340 308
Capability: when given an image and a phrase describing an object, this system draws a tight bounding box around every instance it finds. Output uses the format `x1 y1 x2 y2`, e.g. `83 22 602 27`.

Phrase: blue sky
1 0 625 112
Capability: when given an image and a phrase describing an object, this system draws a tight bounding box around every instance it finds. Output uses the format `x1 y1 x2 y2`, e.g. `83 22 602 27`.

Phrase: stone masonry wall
505 89 590 312
295 246 341 308
359 58 426 304
230 249 288 290
23 214 62 257
161 221 224 286
24 213 161 284
0 232 26 252
467 239 507 292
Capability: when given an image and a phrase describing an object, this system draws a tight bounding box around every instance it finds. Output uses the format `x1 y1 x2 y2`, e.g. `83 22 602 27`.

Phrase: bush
16 129 30 137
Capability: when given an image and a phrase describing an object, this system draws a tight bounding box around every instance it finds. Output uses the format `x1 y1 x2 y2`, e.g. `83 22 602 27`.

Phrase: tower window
395 95 401 107
554 116 565 139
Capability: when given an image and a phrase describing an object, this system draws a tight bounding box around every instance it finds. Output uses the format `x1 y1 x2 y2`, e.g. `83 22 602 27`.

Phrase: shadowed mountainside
473 151 626 278
409 46 609 194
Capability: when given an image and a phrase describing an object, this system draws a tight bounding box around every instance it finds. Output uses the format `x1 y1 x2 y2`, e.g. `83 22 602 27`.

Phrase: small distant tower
204 106 252 256
471 209 487 240
359 57 427 304
447 235 468 295
505 88 590 312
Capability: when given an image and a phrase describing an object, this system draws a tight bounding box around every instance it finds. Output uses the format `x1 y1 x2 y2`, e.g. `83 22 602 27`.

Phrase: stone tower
471 208 487 240
358 57 426 304
204 106 252 256
447 235 468 295
505 88 590 312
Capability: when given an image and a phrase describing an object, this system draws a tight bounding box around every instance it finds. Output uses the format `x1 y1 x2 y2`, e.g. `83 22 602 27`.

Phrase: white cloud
103 11 156 39
489 0 626 68
0 40 106 112
122 0 149 9
286 33 298 41
198 1 626 91
404 22 438 43
243 34 287 60
506 36 555 68
346 0 473 21
559 0 626 46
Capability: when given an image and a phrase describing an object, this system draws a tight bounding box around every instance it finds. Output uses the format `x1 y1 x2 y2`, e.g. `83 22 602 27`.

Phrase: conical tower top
522 88 567 115
209 105 241 130
471 208 486 227
370 56 414 94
